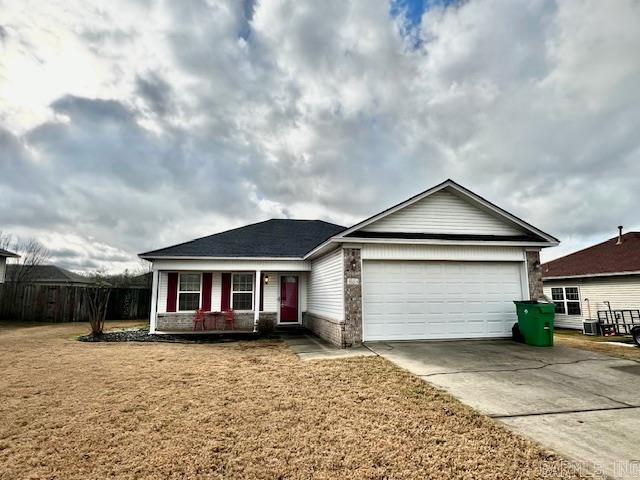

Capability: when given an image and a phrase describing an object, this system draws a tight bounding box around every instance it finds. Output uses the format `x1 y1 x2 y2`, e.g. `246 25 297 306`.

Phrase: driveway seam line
361 343 380 356
491 405 640 419
416 357 622 377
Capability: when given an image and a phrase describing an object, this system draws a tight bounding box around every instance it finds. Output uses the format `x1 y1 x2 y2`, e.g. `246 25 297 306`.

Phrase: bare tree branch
0 231 13 251
5 237 50 283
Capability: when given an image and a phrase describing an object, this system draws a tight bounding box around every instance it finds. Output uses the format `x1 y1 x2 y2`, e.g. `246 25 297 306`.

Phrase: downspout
584 298 591 320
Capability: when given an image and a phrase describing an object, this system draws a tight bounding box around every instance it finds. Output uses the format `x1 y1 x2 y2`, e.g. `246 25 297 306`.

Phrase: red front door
280 275 299 322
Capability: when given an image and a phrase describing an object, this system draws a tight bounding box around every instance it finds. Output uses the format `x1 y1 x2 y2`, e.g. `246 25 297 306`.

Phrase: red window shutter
260 273 264 311
201 273 212 311
221 273 231 311
167 272 178 312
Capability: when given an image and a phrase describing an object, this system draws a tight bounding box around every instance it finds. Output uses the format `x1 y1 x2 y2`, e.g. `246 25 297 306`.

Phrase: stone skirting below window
156 311 275 332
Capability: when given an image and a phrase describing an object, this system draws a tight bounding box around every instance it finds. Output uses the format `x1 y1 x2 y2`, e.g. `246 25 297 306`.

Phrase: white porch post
254 269 261 332
149 268 159 333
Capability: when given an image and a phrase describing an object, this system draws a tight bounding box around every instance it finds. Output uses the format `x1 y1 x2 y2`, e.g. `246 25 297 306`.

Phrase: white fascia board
304 240 341 260
339 237 557 248
543 271 640 281
139 255 303 261
304 236 555 260
152 258 311 271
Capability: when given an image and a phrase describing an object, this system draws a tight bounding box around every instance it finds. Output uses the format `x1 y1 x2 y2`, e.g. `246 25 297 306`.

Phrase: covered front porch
149 260 309 334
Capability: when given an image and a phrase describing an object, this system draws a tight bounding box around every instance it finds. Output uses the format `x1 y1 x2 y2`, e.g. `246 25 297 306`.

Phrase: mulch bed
77 329 259 343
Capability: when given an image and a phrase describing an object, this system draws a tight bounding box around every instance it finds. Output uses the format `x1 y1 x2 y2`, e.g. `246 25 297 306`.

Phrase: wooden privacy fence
0 284 151 322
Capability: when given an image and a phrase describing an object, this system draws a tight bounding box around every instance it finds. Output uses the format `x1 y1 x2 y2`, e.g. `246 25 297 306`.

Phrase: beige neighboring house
542 228 640 330
0 249 20 283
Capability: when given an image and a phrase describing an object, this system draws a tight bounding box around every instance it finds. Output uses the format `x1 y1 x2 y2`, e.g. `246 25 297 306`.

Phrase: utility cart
597 303 640 346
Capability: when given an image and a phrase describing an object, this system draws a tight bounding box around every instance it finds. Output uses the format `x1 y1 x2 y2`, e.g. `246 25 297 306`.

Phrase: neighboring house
5 265 95 287
100 271 151 288
0 249 20 283
139 179 558 347
129 272 152 288
542 229 640 329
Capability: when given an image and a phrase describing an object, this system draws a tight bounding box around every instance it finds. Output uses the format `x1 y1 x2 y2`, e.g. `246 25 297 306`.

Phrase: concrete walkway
281 333 375 361
367 340 640 480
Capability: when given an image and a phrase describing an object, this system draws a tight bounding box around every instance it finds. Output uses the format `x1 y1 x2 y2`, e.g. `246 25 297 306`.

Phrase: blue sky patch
390 0 459 29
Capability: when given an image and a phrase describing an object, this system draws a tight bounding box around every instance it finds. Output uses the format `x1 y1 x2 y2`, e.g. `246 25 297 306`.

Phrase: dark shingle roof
542 232 640 278
5 265 94 284
139 219 346 258
0 248 19 258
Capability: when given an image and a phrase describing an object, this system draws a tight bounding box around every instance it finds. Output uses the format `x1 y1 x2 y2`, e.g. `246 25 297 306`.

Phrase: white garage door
363 261 524 341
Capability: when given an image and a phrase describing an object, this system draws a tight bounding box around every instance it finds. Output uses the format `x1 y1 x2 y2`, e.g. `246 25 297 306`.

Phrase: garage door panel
363 261 523 341
406 302 427 314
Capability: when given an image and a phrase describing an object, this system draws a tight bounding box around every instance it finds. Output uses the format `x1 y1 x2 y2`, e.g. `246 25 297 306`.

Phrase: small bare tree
1 234 50 314
0 231 12 251
10 238 50 283
0 233 50 283
84 278 112 337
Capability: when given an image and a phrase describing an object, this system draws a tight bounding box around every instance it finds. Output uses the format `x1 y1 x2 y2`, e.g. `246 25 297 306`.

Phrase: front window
232 273 254 310
178 273 201 311
551 288 565 314
551 286 581 315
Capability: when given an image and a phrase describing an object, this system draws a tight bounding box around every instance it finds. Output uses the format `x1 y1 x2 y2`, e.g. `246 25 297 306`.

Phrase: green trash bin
513 301 555 347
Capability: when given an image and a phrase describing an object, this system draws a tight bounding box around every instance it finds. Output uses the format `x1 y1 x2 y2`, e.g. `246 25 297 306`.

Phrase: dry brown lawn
555 330 640 361
0 322 584 480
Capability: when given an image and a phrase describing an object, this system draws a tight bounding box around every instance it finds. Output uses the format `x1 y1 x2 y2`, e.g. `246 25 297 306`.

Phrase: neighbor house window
232 273 254 310
178 273 201 311
551 287 581 315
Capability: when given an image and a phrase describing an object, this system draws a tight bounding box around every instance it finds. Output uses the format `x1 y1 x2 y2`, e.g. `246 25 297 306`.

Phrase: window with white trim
551 287 581 315
178 273 201 311
232 273 254 311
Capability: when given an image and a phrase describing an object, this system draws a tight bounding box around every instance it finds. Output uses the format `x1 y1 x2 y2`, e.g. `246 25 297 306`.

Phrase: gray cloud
0 0 639 272
136 73 175 116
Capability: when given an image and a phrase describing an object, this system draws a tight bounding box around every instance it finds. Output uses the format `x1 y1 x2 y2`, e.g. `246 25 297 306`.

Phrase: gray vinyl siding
157 271 168 313
211 272 222 311
361 189 522 236
308 248 344 321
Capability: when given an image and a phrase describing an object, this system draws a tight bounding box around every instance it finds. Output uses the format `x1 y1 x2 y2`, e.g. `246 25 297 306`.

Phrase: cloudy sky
1 0 639 272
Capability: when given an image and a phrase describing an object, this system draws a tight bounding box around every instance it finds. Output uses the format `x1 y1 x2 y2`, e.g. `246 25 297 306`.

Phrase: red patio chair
223 310 235 330
193 309 206 331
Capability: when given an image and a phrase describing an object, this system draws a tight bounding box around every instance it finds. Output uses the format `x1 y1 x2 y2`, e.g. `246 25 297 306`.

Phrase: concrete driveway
367 340 640 479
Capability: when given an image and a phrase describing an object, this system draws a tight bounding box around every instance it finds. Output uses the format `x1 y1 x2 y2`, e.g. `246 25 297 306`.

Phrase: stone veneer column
343 248 363 346
526 250 544 300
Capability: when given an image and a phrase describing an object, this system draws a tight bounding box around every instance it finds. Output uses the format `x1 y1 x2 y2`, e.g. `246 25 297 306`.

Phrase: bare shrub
256 316 275 336
84 282 111 337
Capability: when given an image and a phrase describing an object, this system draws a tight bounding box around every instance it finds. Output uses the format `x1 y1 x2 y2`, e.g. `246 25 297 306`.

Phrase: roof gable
359 188 523 236
542 232 640 279
139 219 345 259
336 180 558 243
